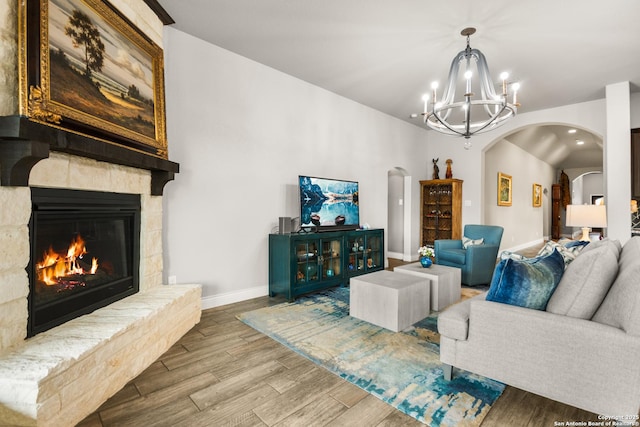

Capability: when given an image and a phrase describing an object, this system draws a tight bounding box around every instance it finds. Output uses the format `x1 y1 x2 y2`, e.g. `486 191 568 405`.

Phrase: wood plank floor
79 248 601 426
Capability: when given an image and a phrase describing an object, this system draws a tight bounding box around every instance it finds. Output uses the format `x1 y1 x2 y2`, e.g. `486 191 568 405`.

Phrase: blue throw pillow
486 249 565 310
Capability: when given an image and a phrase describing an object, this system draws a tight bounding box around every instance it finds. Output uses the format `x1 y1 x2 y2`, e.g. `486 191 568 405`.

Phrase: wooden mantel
0 115 179 196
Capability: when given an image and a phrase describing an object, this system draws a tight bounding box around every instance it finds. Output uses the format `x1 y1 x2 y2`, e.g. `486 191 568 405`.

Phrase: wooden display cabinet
419 179 463 246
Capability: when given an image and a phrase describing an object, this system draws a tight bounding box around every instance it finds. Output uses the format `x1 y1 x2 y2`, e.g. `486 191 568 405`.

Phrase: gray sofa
438 236 640 417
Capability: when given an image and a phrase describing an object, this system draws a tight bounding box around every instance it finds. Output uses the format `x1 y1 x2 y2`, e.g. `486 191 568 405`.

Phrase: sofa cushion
485 249 564 310
546 240 619 319
592 237 640 335
580 237 622 256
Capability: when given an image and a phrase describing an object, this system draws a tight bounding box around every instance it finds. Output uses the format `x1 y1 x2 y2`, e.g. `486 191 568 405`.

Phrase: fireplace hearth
28 187 141 336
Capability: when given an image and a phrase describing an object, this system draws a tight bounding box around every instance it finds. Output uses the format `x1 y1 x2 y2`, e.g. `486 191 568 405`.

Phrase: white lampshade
566 204 607 241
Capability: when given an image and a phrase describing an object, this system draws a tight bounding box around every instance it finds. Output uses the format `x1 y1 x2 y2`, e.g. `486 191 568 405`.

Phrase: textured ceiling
157 0 637 169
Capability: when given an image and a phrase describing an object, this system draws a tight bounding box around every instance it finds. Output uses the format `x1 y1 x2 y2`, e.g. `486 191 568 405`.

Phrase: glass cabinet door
295 240 319 284
365 233 382 271
321 238 342 279
435 184 453 240
347 236 365 273
346 231 383 275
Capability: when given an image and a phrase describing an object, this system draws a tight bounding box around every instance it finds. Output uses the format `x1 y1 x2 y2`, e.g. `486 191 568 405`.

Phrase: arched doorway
483 124 603 250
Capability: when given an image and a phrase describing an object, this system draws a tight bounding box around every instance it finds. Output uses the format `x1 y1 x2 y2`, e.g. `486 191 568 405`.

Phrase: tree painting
64 9 105 78
46 0 159 143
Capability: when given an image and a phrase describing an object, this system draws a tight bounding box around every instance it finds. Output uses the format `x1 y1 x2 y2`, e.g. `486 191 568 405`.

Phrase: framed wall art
19 0 168 158
498 172 512 206
532 183 542 207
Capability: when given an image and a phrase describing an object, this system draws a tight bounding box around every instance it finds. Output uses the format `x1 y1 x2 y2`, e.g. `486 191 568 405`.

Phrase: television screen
299 176 359 230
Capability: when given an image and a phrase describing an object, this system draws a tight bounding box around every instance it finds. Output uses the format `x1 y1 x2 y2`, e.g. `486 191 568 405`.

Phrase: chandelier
420 28 520 148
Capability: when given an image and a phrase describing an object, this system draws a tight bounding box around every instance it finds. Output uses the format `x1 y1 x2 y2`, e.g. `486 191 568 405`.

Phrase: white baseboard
502 238 545 254
388 251 415 262
201 285 269 310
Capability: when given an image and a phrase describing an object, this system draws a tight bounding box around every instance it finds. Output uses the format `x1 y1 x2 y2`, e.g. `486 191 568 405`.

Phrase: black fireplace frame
27 187 141 337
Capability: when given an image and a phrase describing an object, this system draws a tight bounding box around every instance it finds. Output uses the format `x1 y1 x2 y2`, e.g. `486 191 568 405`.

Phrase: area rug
237 287 504 426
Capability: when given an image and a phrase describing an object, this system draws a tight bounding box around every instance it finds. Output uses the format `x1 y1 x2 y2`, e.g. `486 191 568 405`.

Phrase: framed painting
19 0 168 158
532 183 542 207
498 172 512 206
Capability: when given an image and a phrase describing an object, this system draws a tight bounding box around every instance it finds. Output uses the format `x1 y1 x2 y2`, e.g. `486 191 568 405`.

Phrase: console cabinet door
269 229 384 300
294 239 320 285
346 230 384 276
320 237 343 280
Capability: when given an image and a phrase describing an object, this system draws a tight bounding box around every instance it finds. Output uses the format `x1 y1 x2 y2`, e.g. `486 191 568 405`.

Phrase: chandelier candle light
421 28 520 148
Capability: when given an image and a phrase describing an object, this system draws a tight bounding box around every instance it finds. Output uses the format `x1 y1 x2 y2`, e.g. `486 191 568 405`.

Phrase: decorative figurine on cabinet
432 158 440 180
446 159 453 179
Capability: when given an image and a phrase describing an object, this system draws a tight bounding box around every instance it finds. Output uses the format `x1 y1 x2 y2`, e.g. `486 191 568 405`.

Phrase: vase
420 257 432 268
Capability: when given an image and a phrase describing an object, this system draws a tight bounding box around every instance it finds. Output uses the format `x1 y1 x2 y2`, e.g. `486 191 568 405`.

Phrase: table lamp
565 204 607 242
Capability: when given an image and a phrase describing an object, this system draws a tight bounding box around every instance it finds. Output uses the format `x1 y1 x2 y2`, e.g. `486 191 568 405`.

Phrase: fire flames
37 235 98 286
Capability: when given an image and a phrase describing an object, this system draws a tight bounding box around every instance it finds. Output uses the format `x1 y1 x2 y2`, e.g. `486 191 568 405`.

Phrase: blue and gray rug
237 287 504 426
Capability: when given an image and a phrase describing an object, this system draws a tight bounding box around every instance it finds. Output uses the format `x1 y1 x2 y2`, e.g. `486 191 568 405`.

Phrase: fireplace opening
28 188 141 337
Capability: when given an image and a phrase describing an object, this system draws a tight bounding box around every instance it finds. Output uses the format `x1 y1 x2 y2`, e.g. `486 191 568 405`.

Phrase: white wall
484 139 555 251
162 27 640 306
632 92 640 128
579 172 604 205
605 82 631 243
162 28 430 306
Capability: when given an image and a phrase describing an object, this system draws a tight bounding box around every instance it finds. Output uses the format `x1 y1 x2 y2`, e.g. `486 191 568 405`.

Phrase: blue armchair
434 224 504 286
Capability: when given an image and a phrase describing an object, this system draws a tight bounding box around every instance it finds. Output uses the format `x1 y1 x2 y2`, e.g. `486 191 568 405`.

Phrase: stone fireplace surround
0 0 201 424
0 152 202 426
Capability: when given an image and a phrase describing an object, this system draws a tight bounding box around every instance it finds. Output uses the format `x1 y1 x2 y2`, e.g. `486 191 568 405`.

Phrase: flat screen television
299 175 360 231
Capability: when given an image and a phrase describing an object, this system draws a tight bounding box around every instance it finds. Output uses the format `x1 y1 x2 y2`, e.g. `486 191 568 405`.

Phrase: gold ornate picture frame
498 172 512 206
532 183 542 207
19 0 168 158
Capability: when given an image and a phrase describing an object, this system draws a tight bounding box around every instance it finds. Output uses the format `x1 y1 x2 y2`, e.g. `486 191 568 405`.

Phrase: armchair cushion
486 249 564 310
546 240 619 319
462 236 484 249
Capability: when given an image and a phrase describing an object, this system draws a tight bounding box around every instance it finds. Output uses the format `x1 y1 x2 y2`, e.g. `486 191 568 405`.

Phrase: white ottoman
349 270 430 332
393 263 461 311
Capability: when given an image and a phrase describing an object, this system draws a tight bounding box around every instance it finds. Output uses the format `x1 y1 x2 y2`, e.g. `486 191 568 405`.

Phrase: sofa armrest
463 300 640 415
438 292 487 340
440 299 640 416
468 299 640 354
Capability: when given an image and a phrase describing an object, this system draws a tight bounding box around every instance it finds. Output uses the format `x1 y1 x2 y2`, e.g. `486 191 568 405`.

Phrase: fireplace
28 187 141 337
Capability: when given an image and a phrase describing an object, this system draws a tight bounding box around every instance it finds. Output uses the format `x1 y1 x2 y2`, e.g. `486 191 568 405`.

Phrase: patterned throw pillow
486 249 565 310
499 250 527 261
462 236 484 249
537 240 588 266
